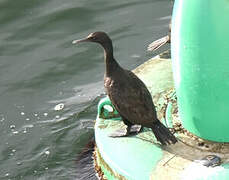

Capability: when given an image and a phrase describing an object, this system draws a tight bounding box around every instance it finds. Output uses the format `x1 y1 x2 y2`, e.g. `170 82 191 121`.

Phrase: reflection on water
0 0 172 179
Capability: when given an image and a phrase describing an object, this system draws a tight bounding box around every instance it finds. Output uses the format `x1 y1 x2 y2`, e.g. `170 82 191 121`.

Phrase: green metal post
171 0 229 142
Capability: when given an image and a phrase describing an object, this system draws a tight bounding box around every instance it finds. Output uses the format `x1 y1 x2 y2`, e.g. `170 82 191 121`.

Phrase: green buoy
171 0 229 142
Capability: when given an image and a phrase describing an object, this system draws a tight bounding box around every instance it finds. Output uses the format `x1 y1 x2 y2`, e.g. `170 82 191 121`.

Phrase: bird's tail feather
151 120 177 145
147 35 170 51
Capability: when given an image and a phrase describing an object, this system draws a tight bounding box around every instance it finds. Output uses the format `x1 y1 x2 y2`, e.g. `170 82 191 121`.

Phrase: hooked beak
72 37 89 44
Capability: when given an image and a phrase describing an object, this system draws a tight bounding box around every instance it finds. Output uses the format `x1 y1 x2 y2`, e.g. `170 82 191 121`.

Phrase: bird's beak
72 37 89 44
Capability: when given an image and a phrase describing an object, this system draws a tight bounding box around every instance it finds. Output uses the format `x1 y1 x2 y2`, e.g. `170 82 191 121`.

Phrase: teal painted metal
95 97 163 180
96 97 229 180
97 96 120 120
95 58 229 180
165 91 176 128
182 162 229 180
165 102 173 128
171 0 229 142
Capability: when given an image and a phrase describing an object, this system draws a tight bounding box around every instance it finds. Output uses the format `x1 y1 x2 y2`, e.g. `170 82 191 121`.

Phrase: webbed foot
109 125 142 138
109 128 129 137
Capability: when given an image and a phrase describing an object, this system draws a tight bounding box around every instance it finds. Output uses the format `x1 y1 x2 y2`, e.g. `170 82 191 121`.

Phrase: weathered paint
94 56 229 180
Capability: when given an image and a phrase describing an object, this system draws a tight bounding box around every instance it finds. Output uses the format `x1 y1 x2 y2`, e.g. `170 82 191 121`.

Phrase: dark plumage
73 31 177 145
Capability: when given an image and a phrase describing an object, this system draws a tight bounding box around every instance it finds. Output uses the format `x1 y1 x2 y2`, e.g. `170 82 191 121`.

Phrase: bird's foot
109 125 142 138
109 129 129 137
129 125 142 134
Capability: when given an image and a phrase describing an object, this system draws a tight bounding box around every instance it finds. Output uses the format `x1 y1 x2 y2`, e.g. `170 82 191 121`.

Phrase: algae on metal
94 54 229 180
94 57 172 180
94 146 127 180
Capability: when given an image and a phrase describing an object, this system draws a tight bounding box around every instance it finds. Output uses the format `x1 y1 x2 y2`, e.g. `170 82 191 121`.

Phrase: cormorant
73 32 177 145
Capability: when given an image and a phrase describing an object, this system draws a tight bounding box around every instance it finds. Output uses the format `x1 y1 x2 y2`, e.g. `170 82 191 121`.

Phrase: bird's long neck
102 41 120 76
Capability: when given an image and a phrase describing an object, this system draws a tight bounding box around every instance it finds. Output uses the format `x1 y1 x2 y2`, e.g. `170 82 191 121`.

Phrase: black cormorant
73 32 177 145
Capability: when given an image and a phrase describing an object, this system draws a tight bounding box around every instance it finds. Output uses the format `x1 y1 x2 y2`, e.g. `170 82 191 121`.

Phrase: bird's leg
123 119 133 135
123 119 143 134
137 126 144 133
109 118 132 137
109 118 142 137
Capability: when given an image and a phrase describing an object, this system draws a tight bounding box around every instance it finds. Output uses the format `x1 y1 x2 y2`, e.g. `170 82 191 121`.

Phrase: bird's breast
104 76 122 97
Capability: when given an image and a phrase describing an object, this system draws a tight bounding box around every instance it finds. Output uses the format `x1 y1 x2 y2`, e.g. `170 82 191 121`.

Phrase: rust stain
94 146 127 180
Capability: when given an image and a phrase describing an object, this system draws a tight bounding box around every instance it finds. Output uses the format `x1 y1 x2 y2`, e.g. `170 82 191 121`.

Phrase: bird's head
72 31 112 47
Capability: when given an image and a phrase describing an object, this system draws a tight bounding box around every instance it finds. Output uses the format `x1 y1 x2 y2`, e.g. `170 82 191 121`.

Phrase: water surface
0 0 172 179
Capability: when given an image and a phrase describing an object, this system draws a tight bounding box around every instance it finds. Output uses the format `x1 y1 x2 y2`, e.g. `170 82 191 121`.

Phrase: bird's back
104 67 158 127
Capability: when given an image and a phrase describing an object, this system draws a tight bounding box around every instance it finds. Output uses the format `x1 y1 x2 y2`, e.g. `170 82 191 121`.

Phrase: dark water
0 0 172 179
